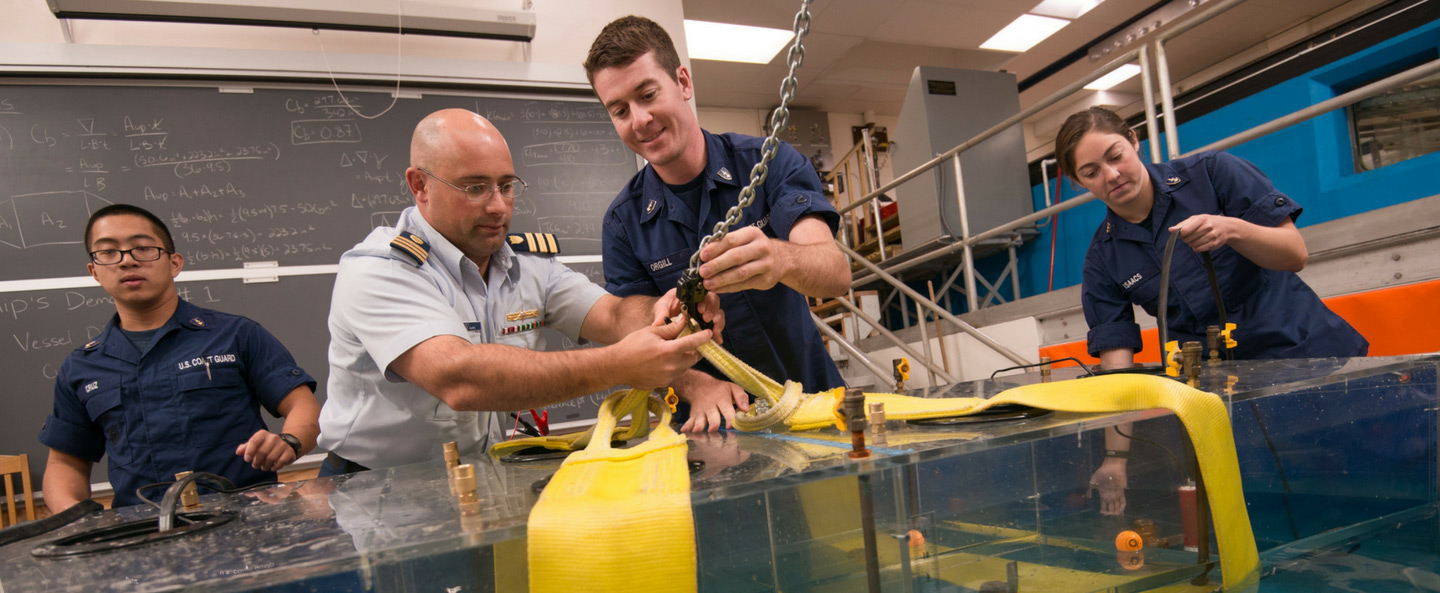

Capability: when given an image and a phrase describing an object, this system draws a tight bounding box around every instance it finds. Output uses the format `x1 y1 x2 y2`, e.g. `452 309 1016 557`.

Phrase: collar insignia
1166 176 1181 185
717 167 732 181
646 200 657 214
189 317 205 327
1106 221 1112 234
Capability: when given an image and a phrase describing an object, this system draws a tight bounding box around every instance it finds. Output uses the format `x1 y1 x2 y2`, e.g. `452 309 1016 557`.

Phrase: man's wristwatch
278 433 303 458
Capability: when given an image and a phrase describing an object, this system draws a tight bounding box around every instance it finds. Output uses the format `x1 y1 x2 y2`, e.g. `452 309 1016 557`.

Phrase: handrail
836 0 1254 219
831 295 959 384
821 0 1431 383
840 242 1030 366
848 53 1440 288
836 46 1145 217
810 312 894 387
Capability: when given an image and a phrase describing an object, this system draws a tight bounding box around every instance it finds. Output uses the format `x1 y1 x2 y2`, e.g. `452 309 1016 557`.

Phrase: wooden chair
1 454 37 527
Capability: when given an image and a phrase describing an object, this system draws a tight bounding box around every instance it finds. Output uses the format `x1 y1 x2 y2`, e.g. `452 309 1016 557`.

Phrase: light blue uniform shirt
320 207 606 469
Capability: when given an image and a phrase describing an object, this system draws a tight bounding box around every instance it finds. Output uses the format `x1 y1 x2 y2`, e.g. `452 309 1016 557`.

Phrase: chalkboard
0 84 635 279
0 82 638 493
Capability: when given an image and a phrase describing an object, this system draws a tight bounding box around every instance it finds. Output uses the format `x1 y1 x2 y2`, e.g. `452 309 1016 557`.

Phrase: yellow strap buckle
1220 323 1238 349
1165 340 1183 378
662 388 679 413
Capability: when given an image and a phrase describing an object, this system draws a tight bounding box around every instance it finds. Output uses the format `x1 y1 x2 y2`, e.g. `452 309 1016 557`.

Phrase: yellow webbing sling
505 337 1260 590
526 389 696 593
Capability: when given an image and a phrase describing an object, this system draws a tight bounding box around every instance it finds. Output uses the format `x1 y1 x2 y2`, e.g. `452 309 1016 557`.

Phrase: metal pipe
858 473 882 593
810 312 894 387
836 46 1145 217
851 193 1097 286
1156 0 1249 42
832 298 959 384
840 242 1030 366
1139 44 1162 164
852 58 1440 288
953 154 979 312
835 0 1248 219
1155 39 1181 159
1190 58 1440 156
1040 158 1055 209
1007 243 1021 303
863 126 888 261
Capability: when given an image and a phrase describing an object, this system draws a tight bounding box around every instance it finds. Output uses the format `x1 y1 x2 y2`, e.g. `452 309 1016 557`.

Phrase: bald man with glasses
317 109 719 475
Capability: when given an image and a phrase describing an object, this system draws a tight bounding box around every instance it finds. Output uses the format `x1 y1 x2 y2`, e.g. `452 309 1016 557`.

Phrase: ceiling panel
679 0 1377 130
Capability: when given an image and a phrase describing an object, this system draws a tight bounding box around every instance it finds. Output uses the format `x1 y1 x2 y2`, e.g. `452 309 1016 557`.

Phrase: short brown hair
1055 107 1135 180
583 15 682 86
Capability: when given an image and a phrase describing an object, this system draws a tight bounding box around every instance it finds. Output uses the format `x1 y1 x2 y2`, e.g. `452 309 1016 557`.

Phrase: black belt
324 452 371 475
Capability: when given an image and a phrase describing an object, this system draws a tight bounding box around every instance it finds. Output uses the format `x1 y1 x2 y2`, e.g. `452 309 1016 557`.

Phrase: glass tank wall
0 355 1434 592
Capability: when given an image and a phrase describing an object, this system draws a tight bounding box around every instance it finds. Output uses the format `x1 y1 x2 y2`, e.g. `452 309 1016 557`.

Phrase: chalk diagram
0 190 112 249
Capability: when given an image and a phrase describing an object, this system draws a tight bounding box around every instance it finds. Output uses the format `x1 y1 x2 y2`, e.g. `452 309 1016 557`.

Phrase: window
1350 68 1440 172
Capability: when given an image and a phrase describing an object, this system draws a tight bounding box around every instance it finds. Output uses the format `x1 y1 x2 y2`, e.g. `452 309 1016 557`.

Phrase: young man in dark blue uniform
585 16 851 432
39 204 320 510
1056 106 1367 515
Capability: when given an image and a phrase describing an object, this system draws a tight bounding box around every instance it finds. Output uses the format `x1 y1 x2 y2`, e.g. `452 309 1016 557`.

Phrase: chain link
685 0 813 273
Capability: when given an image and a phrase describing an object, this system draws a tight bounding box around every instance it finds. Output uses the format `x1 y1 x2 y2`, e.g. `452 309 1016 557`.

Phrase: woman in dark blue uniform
1055 106 1367 514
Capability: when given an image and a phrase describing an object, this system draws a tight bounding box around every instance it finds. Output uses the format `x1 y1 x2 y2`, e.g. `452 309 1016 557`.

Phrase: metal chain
685 0 813 273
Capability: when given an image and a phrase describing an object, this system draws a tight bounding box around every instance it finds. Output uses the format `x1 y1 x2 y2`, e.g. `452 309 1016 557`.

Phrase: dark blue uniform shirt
602 131 845 392
39 299 316 507
1082 151 1368 360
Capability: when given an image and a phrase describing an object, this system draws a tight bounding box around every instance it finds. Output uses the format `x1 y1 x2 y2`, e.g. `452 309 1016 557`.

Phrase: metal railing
815 0 1440 382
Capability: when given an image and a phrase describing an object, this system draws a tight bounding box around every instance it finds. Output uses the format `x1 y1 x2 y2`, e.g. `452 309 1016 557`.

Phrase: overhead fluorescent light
684 20 793 64
46 0 536 41
979 14 1070 53
1084 63 1142 90
1031 0 1105 20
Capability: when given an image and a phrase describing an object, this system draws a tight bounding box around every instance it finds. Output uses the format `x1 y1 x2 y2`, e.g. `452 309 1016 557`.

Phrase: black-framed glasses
418 167 527 201
90 246 168 265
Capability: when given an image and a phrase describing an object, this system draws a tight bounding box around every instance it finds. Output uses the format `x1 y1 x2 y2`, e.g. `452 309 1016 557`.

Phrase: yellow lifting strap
526 389 696 593
501 336 1259 590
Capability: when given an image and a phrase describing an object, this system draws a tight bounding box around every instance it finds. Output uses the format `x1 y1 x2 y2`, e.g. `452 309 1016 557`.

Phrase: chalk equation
521 140 630 167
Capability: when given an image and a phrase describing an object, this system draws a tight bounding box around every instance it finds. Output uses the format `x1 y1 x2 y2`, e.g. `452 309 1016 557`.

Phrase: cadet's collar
639 129 733 227
1101 209 1153 243
88 299 194 360
173 299 210 331
403 208 498 281
1143 160 1189 234
701 130 741 189
1145 160 1191 197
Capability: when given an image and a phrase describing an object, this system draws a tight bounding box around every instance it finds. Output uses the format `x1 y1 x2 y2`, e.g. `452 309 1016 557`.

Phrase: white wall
0 0 687 82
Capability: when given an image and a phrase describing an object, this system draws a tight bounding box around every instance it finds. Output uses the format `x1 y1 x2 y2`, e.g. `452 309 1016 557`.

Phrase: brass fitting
867 402 888 447
1182 341 1203 387
1206 325 1222 368
453 463 481 518
1040 356 1053 383
443 441 460 496
844 388 870 459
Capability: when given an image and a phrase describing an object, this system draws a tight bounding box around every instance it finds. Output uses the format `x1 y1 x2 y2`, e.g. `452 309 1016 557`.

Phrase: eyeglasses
418 167 527 201
90 246 168 265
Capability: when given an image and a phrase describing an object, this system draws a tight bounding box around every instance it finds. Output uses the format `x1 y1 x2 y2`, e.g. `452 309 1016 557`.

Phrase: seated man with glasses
39 204 321 511
318 108 719 475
